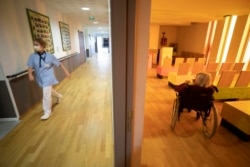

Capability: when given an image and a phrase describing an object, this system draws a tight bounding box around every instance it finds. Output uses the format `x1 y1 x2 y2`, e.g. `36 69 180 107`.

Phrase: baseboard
0 118 19 122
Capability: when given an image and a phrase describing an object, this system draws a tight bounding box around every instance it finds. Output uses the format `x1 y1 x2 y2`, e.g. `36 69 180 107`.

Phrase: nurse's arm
60 64 71 79
28 67 35 81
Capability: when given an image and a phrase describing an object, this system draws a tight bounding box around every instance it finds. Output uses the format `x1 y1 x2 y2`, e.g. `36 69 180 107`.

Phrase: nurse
27 38 70 120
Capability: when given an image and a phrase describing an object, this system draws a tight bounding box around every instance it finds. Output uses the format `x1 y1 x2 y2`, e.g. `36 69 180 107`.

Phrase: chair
156 57 175 78
232 62 245 74
216 70 236 87
168 63 191 86
174 58 184 67
218 62 233 74
197 57 206 64
191 63 205 76
205 62 219 73
207 71 217 85
234 70 250 87
176 63 190 75
246 62 250 70
186 58 196 72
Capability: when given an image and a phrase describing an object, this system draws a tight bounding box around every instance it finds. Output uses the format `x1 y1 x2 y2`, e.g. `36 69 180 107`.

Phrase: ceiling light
81 7 90 11
93 22 98 24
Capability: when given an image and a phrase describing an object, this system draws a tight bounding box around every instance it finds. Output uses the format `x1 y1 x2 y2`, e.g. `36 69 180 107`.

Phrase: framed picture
59 21 71 51
26 8 54 53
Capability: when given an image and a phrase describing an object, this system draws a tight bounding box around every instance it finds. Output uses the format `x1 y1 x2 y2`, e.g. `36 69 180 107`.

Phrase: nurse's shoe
41 114 50 120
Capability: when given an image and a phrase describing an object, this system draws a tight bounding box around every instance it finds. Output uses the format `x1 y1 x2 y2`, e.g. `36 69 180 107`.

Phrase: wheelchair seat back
177 84 215 112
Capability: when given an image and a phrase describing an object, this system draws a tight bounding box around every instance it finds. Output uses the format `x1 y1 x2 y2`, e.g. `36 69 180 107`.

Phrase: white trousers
42 86 62 115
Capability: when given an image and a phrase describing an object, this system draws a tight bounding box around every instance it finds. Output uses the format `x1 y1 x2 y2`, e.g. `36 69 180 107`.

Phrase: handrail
6 70 28 79
58 52 78 61
6 52 78 80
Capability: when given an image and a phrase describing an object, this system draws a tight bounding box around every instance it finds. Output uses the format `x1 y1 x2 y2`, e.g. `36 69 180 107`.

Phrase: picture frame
59 21 71 51
26 8 54 53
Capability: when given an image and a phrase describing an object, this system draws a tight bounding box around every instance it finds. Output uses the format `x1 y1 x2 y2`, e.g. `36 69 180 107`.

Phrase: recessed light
81 7 90 11
93 22 98 24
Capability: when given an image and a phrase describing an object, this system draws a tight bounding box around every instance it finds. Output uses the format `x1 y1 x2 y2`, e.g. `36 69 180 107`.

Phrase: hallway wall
0 0 86 118
0 0 82 77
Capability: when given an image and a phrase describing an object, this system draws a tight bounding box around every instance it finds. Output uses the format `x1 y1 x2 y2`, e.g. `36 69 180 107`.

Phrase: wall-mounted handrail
6 52 78 80
6 70 28 80
58 52 78 61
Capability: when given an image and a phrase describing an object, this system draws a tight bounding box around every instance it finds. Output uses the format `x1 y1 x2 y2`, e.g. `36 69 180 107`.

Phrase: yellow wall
209 20 224 62
159 25 177 48
149 24 160 49
149 14 250 67
227 15 249 62
176 23 208 55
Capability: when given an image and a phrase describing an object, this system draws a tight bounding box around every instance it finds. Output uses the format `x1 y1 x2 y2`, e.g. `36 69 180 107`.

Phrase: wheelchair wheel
202 102 218 138
170 97 179 129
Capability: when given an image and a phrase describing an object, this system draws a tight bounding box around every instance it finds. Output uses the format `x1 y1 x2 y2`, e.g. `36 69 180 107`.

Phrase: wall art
26 8 54 53
59 21 71 51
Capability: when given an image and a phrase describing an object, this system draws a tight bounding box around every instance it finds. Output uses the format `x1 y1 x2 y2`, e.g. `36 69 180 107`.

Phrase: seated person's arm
174 80 190 92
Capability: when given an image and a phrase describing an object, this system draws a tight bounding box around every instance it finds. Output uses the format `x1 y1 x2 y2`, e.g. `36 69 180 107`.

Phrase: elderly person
194 72 212 87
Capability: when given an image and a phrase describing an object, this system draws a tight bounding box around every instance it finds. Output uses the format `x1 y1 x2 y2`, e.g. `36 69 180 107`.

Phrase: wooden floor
0 49 114 167
141 68 250 167
1 50 250 167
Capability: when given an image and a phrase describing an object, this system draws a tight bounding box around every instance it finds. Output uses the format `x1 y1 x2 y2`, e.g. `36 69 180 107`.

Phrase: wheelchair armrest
212 85 219 93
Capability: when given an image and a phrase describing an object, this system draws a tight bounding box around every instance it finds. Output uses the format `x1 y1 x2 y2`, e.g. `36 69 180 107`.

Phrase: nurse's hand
29 74 35 81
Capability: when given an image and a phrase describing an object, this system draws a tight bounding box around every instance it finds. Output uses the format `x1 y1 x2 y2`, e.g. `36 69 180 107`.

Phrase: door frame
110 0 151 166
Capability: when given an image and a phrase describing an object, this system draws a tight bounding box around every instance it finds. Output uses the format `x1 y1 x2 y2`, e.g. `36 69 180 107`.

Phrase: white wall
131 0 150 166
0 63 4 80
0 0 83 77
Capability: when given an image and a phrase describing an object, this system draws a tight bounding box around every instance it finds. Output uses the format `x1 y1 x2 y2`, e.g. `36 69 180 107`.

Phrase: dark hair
33 38 47 48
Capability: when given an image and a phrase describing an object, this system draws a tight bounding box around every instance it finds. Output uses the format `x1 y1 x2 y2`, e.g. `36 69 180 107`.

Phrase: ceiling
41 0 250 34
41 0 110 35
151 0 250 26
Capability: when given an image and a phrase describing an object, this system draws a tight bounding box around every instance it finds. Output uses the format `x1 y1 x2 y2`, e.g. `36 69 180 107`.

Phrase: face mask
34 45 41 52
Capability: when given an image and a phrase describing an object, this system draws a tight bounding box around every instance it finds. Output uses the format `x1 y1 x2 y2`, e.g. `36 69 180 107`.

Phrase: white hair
194 72 212 87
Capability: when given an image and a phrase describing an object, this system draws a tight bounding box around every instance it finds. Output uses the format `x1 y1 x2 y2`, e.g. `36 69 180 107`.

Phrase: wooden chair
216 70 236 87
168 63 192 86
205 62 219 73
218 62 233 74
156 57 175 78
246 62 250 70
191 63 205 75
174 58 184 67
186 58 196 72
232 62 245 74
197 57 206 64
234 70 250 87
207 71 217 85
177 63 190 75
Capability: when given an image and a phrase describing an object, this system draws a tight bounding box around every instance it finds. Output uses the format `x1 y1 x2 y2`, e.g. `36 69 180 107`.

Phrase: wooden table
220 100 250 140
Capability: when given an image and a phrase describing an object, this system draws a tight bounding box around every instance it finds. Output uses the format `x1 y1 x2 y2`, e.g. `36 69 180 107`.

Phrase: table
220 100 250 140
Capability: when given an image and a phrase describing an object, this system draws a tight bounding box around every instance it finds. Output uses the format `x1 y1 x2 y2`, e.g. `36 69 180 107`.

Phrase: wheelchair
170 83 219 138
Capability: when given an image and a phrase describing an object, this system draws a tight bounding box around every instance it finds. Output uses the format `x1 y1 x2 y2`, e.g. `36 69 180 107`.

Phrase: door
78 30 86 63
110 0 150 167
